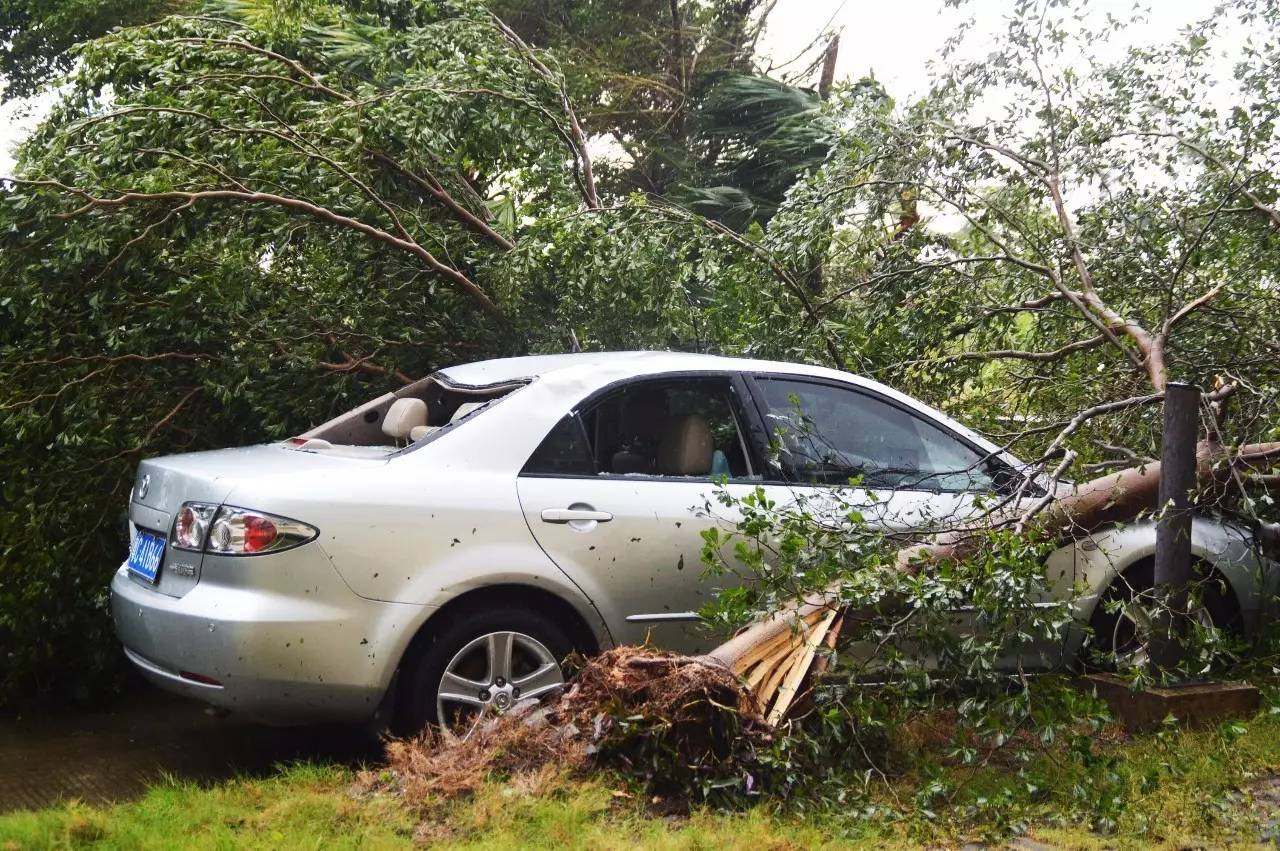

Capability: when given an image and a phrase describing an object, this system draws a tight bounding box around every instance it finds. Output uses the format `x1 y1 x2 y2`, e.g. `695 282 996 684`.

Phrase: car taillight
173 503 217 551
172 503 317 556
243 515 278 552
206 507 316 556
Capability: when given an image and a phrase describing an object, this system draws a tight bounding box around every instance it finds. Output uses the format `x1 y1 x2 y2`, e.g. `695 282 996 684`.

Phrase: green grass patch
894 712 1280 847
4 713 1280 849
0 763 415 850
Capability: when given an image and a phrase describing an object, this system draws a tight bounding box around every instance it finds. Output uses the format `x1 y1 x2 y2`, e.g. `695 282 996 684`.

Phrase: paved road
0 687 382 813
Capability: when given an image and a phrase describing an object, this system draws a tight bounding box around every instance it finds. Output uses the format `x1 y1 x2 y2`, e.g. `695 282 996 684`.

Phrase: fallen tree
711 436 1280 723
378 647 770 803
371 0 1280 807
380 437 1280 803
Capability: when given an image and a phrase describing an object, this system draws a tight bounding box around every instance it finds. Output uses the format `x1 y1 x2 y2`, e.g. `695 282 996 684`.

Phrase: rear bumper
109 548 423 724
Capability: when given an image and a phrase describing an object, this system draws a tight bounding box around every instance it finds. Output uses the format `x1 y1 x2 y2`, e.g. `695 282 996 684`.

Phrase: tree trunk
818 35 839 100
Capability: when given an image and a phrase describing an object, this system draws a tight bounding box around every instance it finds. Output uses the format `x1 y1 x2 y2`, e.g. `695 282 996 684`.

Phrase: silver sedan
109 352 1275 730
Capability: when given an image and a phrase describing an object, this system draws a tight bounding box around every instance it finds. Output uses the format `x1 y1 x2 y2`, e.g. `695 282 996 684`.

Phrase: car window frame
518 371 765 482
391 374 530 458
739 372 1029 495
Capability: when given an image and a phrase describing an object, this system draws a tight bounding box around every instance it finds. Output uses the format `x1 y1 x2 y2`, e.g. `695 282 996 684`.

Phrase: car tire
1085 559 1241 670
395 606 575 735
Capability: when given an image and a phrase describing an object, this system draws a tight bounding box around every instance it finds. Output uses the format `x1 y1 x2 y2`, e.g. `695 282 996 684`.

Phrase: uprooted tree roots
380 648 772 803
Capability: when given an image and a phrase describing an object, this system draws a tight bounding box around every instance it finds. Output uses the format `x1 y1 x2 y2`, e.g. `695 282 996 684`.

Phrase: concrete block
1080 673 1259 732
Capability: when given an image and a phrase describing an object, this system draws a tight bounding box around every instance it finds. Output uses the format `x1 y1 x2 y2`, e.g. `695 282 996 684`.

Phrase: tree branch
489 13 600 209
1164 283 1224 335
170 37 347 101
0 353 209 411
1126 131 1280 231
933 333 1108 364
11 179 503 320
318 342 413 385
369 151 515 251
939 128 1163 384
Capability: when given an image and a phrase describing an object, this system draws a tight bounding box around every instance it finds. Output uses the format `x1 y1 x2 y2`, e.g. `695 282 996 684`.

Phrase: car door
745 375 1003 531
742 374 1067 670
516 374 763 654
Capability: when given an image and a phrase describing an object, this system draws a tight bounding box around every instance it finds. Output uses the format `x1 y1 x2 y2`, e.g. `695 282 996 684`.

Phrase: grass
4 713 1280 850
0 765 879 851
903 711 1280 847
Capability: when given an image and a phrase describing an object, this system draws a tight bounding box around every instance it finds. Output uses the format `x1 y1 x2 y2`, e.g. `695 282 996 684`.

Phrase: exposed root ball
379 647 771 804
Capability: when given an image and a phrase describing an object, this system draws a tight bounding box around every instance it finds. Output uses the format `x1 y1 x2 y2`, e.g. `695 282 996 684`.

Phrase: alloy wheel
435 630 565 734
1107 590 1216 670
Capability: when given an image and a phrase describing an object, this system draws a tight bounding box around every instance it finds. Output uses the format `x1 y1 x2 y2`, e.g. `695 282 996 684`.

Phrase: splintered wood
710 601 842 725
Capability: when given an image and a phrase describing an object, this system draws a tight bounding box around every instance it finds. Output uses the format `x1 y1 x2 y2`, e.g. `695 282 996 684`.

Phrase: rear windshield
289 375 521 453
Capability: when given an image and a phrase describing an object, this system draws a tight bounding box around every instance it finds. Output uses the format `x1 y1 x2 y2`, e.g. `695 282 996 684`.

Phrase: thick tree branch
1043 173 1164 386
370 151 515 251
940 128 1165 384
1164 283 1224 335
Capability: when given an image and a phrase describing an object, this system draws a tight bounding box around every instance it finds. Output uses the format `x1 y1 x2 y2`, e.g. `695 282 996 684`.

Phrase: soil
0 686 380 813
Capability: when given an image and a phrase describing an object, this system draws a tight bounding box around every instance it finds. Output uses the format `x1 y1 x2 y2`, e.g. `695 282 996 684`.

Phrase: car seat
656 415 713 476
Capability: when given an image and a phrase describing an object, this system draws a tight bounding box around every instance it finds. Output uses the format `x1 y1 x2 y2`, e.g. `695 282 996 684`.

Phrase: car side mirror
988 459 1045 498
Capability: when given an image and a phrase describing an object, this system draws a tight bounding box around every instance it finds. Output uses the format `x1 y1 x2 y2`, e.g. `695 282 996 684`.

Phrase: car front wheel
397 607 573 735
1085 559 1241 670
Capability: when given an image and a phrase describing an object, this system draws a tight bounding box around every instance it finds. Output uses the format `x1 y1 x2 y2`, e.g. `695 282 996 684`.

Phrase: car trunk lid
128 444 382 597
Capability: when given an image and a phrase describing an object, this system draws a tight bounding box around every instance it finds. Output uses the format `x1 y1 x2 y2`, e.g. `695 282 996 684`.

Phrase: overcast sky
756 0 1217 96
0 0 1221 175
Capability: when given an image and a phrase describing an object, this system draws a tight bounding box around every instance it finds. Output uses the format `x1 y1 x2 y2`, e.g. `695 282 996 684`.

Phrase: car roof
434 350 840 388
431 350 1026 473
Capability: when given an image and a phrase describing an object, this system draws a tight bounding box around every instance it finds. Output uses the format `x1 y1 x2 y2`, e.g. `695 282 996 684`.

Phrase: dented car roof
434 350 835 388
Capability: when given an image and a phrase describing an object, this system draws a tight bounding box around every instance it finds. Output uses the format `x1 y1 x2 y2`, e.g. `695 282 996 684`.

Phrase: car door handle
541 508 613 523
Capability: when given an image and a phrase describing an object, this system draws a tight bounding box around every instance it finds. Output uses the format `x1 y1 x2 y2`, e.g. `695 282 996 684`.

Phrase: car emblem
137 474 150 500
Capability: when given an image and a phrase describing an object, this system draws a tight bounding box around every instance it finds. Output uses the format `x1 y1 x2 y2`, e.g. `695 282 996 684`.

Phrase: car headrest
450 401 484 423
382 398 428 439
611 449 651 475
657 415 713 476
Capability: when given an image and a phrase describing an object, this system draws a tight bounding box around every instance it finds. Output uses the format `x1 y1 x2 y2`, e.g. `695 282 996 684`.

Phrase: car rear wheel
397 607 574 735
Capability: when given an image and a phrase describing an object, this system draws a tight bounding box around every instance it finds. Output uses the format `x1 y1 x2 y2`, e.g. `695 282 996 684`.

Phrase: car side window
522 413 595 475
521 377 755 480
756 378 998 492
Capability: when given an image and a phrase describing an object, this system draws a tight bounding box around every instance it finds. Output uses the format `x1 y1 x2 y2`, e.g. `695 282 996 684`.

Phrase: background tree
1 0 183 101
676 71 852 230
4 0 833 228
491 0 777 196
0 0 804 703
765 0 1279 486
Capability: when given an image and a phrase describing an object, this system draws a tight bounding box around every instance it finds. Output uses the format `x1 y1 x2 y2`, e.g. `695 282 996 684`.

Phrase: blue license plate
127 530 166 583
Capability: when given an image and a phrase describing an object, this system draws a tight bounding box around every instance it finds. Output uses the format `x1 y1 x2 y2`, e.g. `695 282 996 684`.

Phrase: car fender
1068 517 1267 645
327 550 614 697
393 560 613 649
